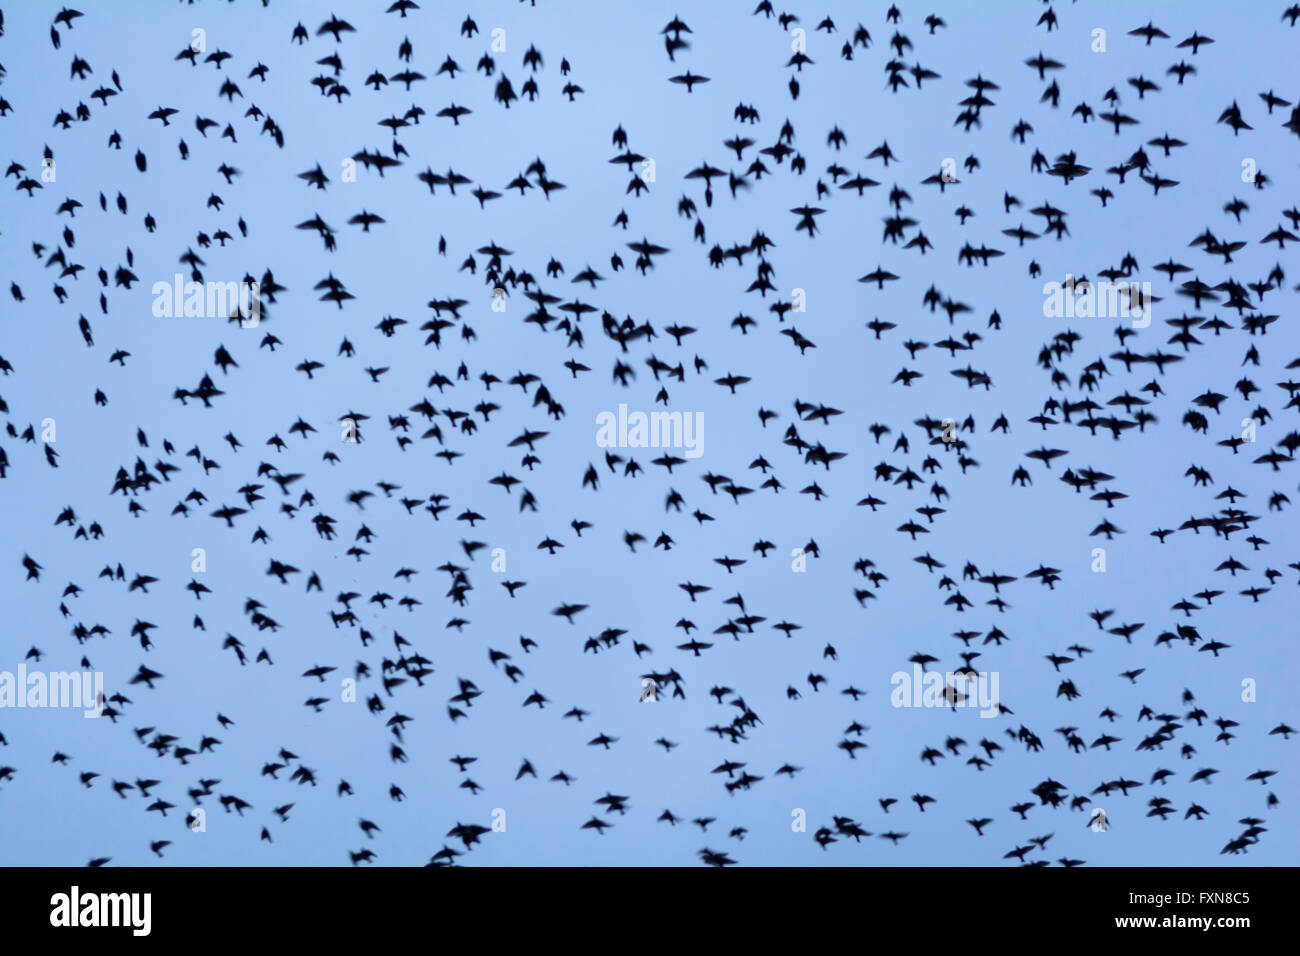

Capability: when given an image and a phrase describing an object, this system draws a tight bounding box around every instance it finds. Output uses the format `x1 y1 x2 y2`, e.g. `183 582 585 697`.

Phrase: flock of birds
1 1 1298 867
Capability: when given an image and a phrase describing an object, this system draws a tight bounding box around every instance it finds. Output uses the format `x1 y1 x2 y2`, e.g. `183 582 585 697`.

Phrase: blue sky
1 0 1297 866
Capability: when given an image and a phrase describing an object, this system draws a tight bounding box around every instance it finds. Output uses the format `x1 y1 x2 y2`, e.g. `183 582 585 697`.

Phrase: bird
0 0 1292 877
